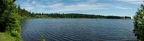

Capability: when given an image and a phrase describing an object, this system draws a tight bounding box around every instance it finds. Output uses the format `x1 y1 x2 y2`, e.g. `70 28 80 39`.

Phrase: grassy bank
0 32 16 41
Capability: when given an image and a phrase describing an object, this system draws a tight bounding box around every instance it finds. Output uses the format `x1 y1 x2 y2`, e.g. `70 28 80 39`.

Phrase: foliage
15 4 131 19
133 2 144 41
0 0 22 41
0 32 16 41
30 13 131 19
0 0 132 41
16 7 132 19
17 5 31 18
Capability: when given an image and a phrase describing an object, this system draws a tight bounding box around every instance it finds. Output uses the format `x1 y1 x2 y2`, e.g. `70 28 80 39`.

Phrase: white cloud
34 3 110 13
20 0 110 13
20 3 35 11
73 0 82 2
52 0 62 3
55 3 108 11
115 6 132 9
26 0 30 3
116 0 143 4
77 0 97 4
73 0 97 3
48 3 63 9
49 0 109 12
19 0 134 13
87 0 97 3
32 1 35 4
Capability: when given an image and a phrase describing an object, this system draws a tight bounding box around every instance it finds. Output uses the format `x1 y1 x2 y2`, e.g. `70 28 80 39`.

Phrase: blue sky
15 0 143 17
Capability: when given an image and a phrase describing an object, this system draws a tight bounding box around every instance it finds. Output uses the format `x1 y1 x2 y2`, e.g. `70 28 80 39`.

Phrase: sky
15 0 143 17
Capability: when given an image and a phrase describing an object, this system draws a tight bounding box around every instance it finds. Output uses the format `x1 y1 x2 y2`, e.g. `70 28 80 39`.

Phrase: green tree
0 0 22 41
133 1 144 41
0 0 16 32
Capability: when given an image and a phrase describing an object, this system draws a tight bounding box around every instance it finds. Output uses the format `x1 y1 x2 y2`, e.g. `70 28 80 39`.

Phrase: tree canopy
0 0 22 41
133 1 144 41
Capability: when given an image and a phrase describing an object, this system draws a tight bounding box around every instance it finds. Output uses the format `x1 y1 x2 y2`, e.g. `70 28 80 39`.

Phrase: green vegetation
0 32 16 41
17 5 31 19
0 0 22 41
16 6 132 19
30 13 131 19
16 5 132 19
133 1 144 41
0 0 132 41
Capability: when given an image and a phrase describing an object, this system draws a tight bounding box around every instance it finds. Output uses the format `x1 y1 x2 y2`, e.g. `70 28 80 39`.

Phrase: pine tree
133 1 144 41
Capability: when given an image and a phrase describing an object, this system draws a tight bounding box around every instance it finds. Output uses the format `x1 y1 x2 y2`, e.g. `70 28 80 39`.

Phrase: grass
0 32 16 41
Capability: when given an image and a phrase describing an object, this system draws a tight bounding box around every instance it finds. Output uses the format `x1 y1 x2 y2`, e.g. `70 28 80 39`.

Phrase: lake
20 18 137 41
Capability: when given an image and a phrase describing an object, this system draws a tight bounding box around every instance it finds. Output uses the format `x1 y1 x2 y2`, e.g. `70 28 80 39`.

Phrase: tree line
30 13 131 19
1 0 143 41
17 5 131 19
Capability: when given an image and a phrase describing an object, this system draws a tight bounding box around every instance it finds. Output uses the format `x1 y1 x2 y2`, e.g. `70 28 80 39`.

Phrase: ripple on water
20 19 137 41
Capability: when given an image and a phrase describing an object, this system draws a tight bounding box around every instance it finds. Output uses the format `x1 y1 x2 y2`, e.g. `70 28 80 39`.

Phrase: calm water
20 18 136 41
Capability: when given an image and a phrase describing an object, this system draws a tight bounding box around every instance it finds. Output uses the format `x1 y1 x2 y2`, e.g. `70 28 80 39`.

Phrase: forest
30 13 131 19
17 4 131 19
0 0 135 41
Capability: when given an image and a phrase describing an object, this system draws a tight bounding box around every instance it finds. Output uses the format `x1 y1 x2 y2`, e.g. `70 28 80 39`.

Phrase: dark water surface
20 18 136 41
